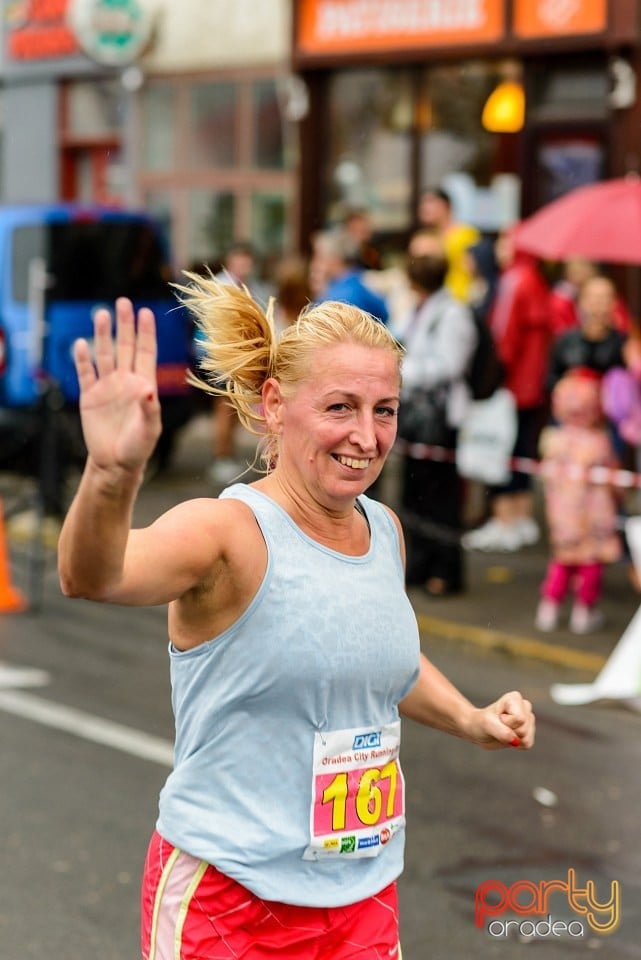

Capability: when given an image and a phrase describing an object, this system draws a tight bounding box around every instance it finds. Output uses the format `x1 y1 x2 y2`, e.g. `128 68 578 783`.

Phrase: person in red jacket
463 231 553 552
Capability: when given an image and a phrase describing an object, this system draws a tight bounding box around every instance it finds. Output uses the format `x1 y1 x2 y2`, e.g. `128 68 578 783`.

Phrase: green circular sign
67 0 154 66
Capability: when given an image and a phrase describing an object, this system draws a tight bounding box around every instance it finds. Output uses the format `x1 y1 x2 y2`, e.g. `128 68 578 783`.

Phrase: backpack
466 311 504 401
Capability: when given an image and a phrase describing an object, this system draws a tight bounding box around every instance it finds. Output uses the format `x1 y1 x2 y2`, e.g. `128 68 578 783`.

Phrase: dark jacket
547 328 626 391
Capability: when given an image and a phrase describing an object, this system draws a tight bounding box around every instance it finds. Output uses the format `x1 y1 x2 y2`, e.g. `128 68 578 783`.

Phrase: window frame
135 67 297 269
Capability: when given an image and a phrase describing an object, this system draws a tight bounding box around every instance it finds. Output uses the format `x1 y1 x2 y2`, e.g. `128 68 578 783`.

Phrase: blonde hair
175 270 403 469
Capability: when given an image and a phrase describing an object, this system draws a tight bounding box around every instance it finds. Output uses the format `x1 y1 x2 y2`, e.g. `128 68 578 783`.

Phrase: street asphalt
3 414 641 959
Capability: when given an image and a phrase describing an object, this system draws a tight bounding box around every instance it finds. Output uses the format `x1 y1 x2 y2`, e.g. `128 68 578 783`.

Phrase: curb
416 613 607 674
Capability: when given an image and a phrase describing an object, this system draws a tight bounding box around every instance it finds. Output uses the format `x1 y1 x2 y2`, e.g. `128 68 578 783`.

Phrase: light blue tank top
157 484 420 907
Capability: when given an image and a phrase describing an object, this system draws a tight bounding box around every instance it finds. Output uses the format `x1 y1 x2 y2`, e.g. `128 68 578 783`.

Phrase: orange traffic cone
0 500 27 613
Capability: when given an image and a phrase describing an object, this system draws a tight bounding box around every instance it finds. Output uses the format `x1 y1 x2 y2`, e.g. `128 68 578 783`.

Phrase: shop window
533 135 605 207
325 68 414 231
189 82 238 169
61 80 124 204
187 189 236 266
73 150 94 202
137 73 295 270
323 62 521 238
419 62 521 231
252 190 290 257
142 84 176 172
529 63 608 122
66 80 122 139
252 79 285 170
144 190 175 259
60 145 124 205
420 63 500 191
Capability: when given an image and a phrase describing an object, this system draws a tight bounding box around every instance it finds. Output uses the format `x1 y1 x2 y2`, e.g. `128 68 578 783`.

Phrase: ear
262 377 285 433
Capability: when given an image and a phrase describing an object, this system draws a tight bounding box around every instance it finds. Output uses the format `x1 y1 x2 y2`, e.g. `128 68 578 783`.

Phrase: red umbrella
512 177 641 264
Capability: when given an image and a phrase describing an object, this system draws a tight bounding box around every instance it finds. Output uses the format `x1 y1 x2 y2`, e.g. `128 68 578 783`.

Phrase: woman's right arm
58 298 223 605
58 457 145 601
59 488 236 606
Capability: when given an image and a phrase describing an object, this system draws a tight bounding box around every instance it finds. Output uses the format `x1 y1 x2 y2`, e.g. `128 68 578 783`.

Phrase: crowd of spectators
191 188 641 633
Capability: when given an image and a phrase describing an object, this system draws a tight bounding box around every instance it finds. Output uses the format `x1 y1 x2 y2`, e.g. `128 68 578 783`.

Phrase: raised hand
73 297 162 472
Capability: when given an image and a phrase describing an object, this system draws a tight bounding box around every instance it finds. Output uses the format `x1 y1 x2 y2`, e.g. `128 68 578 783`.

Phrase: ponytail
175 271 276 435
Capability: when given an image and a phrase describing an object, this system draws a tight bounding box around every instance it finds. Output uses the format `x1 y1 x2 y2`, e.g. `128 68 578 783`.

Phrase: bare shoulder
379 502 403 535
156 494 256 525
373 502 406 562
144 495 259 552
99 493 266 641
127 494 262 587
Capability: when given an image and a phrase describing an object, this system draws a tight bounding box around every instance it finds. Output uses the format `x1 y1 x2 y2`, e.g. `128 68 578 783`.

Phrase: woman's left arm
399 653 535 751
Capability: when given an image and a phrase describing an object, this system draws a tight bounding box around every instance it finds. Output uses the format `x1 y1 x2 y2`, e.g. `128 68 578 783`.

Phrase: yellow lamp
482 80 525 133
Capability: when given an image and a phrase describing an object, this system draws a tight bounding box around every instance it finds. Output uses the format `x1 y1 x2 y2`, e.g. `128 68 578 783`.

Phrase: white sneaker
461 519 522 552
515 517 540 546
569 603 605 635
535 598 560 632
207 458 244 486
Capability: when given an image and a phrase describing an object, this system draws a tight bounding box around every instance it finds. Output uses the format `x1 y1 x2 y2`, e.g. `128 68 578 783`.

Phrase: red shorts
141 831 402 959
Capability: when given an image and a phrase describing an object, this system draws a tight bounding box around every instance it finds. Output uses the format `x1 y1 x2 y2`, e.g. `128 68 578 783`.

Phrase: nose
349 412 378 454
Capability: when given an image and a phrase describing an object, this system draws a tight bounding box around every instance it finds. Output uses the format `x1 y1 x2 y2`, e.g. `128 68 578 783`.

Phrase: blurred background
0 0 637 283
2 2 641 957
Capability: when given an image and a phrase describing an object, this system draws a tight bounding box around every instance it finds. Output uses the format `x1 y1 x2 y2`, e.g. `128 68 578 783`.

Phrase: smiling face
263 341 400 510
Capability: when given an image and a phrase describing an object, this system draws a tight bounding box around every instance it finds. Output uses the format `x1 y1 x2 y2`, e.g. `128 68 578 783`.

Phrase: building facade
3 0 641 279
293 0 641 258
1 0 295 271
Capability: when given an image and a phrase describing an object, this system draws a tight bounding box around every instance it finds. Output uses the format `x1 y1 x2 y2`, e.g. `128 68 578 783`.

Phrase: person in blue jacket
310 227 389 324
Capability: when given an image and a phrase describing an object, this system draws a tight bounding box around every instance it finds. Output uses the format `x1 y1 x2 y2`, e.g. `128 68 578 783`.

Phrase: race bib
303 722 405 860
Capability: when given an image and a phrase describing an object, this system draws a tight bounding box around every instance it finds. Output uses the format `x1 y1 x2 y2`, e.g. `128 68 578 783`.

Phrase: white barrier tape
394 442 641 490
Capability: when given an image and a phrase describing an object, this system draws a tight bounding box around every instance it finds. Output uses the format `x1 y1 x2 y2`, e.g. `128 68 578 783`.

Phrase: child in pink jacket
536 370 621 634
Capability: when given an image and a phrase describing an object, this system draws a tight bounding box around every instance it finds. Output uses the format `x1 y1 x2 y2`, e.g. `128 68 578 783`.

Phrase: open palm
74 298 162 472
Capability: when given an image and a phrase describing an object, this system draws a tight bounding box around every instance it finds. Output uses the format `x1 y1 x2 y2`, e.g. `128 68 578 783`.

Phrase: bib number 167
315 759 403 834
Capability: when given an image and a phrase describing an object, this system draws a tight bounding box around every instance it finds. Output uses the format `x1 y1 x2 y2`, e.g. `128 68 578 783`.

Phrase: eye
328 402 350 412
375 405 398 418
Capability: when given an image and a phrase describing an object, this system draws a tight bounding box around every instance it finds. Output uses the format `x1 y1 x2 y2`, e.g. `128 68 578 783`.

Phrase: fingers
73 338 97 394
93 306 115 378
115 297 137 372
89 299 157 384
497 692 535 749
472 692 535 751
134 307 158 383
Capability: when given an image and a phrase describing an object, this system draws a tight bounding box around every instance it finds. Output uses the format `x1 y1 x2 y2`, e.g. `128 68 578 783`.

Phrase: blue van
0 203 194 509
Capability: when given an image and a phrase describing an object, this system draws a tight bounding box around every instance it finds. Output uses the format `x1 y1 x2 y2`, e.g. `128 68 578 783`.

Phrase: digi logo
352 731 381 750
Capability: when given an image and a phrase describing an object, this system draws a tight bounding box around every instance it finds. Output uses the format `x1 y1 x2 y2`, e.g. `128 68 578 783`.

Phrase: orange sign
297 0 505 56
513 0 607 38
6 0 80 61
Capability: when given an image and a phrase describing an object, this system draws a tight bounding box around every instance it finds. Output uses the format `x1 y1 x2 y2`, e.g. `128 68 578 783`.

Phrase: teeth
336 455 369 469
